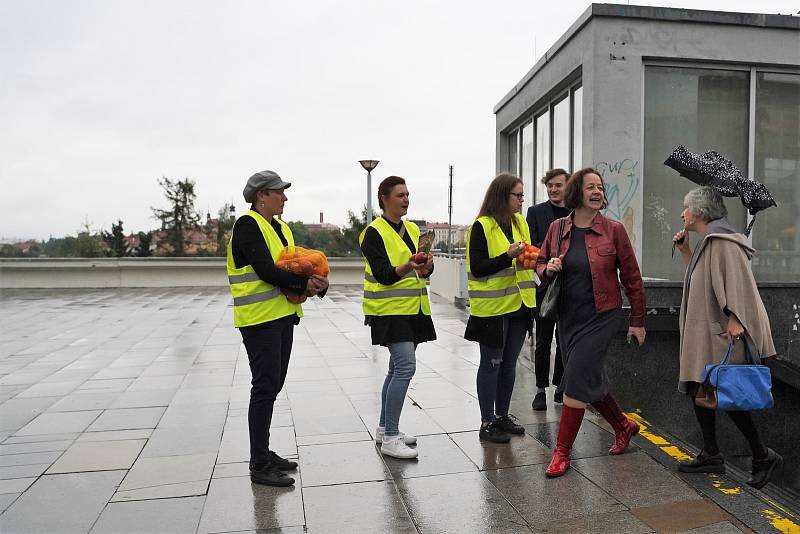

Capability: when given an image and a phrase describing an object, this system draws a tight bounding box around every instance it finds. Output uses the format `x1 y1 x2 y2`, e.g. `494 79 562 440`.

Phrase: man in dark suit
526 168 569 410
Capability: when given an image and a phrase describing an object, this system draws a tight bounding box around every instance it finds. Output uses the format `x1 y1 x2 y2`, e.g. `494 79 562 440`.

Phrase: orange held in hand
518 243 540 270
275 246 330 277
274 246 330 304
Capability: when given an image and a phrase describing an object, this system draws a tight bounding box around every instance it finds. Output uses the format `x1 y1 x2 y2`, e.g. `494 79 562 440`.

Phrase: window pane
508 129 518 175
552 96 570 171
572 86 583 171
643 66 749 281
752 72 800 282
535 111 550 204
521 122 534 212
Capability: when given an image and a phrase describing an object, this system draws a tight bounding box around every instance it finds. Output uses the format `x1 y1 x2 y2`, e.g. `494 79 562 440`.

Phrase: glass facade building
495 5 799 283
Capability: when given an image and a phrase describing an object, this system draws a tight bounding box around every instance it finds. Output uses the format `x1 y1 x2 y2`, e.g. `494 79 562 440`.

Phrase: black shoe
553 390 563 404
268 450 298 471
249 463 295 487
747 448 782 490
495 414 525 435
532 392 547 411
678 451 725 474
479 421 511 443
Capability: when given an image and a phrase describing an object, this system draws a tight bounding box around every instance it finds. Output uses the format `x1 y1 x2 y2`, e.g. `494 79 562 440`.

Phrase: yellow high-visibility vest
466 213 536 317
227 210 304 327
359 217 431 316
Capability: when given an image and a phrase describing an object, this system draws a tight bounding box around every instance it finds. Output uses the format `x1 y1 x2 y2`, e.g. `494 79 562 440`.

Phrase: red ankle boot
591 394 639 455
546 405 585 478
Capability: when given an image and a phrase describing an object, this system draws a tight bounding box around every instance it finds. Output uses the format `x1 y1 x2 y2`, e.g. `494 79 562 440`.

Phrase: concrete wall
428 255 468 305
608 283 800 496
0 258 365 289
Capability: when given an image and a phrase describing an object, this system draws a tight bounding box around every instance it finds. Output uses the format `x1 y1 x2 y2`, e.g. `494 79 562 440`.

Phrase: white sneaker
380 437 419 459
375 428 417 445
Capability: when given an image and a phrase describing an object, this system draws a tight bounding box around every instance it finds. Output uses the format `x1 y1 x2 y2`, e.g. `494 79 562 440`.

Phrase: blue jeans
476 316 527 423
378 342 417 436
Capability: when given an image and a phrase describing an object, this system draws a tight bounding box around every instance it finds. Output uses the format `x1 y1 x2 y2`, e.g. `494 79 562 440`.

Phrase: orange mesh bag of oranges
517 243 540 270
275 247 330 304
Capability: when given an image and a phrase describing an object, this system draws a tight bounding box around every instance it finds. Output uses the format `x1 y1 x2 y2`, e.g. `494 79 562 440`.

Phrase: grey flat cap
243 170 292 203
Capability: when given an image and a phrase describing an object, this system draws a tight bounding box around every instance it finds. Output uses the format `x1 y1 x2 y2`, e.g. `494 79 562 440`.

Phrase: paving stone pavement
0 287 789 533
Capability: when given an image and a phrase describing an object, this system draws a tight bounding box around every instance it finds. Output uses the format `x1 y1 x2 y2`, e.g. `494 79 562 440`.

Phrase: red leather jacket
536 212 645 327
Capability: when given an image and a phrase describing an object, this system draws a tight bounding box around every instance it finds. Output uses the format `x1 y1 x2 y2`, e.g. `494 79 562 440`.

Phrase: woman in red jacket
536 167 646 478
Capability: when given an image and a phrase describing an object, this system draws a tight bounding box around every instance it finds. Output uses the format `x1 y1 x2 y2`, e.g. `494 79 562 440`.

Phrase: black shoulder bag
538 218 566 321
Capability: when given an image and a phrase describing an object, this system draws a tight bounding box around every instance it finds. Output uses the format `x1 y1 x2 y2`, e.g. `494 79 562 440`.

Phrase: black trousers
534 311 563 389
240 315 295 466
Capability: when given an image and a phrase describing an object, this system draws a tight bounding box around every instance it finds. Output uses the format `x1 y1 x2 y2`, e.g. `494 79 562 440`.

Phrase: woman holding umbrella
672 186 780 488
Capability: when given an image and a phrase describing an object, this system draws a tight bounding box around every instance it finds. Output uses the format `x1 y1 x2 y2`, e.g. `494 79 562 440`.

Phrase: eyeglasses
510 193 524 200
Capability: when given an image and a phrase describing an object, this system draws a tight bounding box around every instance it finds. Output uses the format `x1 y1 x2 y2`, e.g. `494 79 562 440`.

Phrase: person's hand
310 274 329 294
415 253 434 276
304 278 321 297
726 314 745 343
545 254 565 276
673 229 690 255
627 326 646 346
406 259 424 273
507 242 524 258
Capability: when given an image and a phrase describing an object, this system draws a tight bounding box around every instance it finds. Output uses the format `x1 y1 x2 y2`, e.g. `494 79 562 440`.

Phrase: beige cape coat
678 232 776 391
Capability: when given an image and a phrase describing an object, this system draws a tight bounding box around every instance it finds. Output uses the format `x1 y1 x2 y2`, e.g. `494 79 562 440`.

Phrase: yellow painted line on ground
626 412 690 459
708 474 742 495
627 411 800 533
762 509 800 533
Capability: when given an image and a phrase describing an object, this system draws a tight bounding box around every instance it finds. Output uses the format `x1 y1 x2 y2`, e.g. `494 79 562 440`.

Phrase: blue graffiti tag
595 159 640 220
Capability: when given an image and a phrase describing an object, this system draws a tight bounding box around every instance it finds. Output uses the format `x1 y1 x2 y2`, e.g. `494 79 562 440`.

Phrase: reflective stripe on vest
364 271 418 284
232 287 282 306
466 213 537 317
226 211 304 327
359 217 432 317
363 288 429 300
467 267 515 282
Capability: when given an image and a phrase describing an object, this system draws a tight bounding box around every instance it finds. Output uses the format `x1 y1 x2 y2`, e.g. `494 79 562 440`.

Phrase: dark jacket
527 201 568 297
526 201 555 248
535 212 645 327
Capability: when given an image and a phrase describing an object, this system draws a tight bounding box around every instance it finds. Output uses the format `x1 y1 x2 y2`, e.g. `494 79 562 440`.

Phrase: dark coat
526 201 557 298
526 201 556 248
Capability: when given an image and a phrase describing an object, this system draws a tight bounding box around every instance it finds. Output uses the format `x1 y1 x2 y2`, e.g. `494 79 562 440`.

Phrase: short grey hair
683 186 728 222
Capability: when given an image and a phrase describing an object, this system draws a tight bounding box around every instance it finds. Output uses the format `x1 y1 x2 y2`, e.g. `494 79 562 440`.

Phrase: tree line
1 177 371 258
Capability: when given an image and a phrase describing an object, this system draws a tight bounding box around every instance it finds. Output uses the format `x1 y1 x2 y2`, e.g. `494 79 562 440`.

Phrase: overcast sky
1 0 795 240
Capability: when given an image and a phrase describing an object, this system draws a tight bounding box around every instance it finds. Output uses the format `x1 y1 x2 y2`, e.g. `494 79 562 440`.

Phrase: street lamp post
359 160 379 222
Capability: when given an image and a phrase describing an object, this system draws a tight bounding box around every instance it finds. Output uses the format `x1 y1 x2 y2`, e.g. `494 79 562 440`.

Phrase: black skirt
558 308 622 403
365 312 436 346
556 226 621 403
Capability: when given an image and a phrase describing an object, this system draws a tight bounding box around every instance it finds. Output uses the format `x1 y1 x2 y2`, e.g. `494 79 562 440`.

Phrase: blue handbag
698 340 773 411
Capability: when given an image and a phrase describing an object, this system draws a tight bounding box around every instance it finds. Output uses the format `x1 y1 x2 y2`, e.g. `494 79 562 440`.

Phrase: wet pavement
0 287 797 533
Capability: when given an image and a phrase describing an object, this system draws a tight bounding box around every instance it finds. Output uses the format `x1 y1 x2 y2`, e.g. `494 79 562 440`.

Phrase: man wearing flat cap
227 170 328 486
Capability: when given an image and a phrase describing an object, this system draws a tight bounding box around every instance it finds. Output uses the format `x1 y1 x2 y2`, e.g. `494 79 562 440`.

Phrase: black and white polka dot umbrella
664 145 777 235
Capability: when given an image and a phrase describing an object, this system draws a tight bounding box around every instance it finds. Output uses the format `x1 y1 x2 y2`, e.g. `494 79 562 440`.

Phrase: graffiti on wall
595 158 640 245
646 193 673 241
